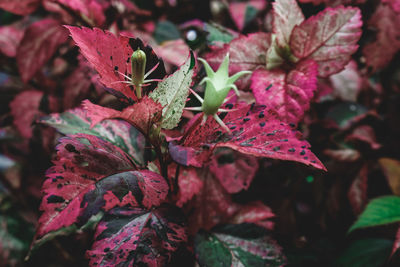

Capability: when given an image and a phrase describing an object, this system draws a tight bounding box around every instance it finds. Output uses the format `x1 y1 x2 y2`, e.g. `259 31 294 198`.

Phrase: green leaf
335 238 392 267
149 51 195 129
349 195 400 232
205 23 234 45
195 229 286 267
38 107 146 166
153 21 181 43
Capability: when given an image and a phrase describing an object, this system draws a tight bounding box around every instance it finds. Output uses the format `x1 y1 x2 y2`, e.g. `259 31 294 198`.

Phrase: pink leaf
205 33 271 89
0 24 24 57
229 0 267 31
10 90 57 139
83 96 163 136
272 0 304 48
0 0 40 15
251 59 318 125
87 205 187 266
37 134 168 238
57 0 106 26
67 26 165 102
176 167 203 207
329 60 362 102
290 6 362 77
362 4 400 72
209 148 258 193
154 39 190 67
17 19 69 83
383 0 400 13
181 103 326 170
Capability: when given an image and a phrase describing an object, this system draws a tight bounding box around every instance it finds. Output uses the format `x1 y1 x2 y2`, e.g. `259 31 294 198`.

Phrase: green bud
131 48 146 87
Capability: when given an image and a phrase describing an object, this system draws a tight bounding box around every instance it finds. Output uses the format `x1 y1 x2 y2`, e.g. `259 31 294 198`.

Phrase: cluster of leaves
1 0 400 266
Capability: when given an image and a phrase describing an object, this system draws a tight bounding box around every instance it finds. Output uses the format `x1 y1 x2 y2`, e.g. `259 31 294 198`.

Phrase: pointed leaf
251 59 318 125
195 230 286 267
290 6 362 77
37 134 168 238
17 19 69 82
205 33 271 89
66 26 165 102
83 96 163 136
273 0 304 48
0 24 24 57
87 205 187 266
210 148 258 193
39 106 147 167
362 4 400 72
181 103 325 170
379 158 400 196
0 0 40 15
149 51 195 129
349 196 400 233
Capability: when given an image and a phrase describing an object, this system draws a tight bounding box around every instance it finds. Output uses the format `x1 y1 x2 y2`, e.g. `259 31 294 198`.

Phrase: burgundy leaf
37 134 168 238
0 24 24 57
290 6 362 77
272 0 304 48
348 164 368 215
57 0 106 26
251 59 318 125
230 201 275 230
67 26 165 102
182 103 326 170
205 33 271 89
62 63 93 109
383 0 400 13
17 19 69 83
362 4 400 72
87 205 187 266
210 148 258 194
83 96 163 136
0 0 40 15
10 90 57 139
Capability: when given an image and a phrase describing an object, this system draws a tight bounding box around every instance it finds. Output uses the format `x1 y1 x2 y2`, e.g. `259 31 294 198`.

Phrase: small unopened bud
131 48 146 87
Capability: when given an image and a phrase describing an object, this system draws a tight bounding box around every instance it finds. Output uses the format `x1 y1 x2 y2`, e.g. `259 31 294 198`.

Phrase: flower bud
131 48 146 87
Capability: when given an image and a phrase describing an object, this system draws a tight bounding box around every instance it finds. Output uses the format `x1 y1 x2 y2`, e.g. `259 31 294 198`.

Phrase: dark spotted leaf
179 104 326 170
210 148 258 193
17 19 69 82
195 229 286 267
83 96 163 136
39 106 147 167
290 6 362 77
37 134 168 238
66 26 165 102
0 0 40 15
251 59 318 125
87 205 187 266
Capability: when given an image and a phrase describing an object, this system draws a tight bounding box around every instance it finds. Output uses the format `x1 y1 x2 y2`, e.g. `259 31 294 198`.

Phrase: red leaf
10 90 57 139
0 0 40 15
176 167 203 207
83 96 163 136
383 0 400 13
251 60 318 125
230 201 275 230
87 205 187 266
57 0 106 26
290 6 362 77
348 164 368 215
17 19 69 83
0 24 24 57
362 4 400 72
210 148 258 193
229 0 267 31
205 33 271 89
37 134 168 238
67 26 165 102
272 0 304 48
180 104 326 170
